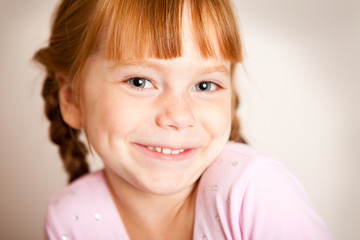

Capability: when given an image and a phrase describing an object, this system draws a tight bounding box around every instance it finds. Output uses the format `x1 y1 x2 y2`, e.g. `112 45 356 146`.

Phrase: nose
155 93 195 130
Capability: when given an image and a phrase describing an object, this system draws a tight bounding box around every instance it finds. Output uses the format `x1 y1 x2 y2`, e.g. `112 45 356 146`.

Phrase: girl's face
75 31 232 195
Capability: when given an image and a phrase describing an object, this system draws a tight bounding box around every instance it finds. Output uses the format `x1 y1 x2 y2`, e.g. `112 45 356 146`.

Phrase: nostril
155 108 195 130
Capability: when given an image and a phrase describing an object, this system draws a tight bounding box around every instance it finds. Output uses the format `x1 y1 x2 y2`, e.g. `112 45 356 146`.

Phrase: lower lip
133 143 197 161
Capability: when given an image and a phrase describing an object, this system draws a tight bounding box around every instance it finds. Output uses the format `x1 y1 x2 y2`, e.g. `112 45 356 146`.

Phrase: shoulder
201 142 286 187
47 170 107 213
195 142 334 240
199 142 292 201
204 142 311 204
45 171 126 240
208 142 309 210
45 171 108 231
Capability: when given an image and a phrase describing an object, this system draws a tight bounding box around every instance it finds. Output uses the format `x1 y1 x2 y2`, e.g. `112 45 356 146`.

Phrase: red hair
34 0 246 183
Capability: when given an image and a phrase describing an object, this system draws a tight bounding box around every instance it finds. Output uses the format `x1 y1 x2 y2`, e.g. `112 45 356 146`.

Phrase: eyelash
192 82 220 92
127 77 154 89
126 77 221 92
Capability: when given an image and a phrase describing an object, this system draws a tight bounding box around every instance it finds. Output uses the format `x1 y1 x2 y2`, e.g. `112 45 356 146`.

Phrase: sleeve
238 160 334 240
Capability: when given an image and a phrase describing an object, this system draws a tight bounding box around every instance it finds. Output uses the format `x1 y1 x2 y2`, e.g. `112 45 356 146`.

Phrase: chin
134 173 199 196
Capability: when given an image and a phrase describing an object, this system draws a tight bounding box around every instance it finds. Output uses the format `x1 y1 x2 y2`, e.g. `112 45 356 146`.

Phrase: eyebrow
109 60 162 71
200 65 230 76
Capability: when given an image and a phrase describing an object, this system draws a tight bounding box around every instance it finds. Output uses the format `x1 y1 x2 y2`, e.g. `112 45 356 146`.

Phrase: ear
57 74 83 129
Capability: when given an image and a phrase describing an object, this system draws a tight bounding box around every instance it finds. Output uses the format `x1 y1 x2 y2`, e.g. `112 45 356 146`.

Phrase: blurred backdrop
0 0 359 239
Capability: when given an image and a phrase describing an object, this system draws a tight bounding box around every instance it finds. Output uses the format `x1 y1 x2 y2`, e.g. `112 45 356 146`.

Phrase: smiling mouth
133 143 197 161
146 146 187 155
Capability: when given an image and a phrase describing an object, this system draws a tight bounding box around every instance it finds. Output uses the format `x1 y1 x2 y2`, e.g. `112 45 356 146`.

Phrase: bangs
79 0 242 65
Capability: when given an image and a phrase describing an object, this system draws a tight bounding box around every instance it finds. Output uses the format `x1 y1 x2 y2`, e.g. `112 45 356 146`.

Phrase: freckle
232 161 238 166
213 185 218 191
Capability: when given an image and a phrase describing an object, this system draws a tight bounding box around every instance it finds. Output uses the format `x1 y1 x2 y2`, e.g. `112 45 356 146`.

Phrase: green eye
128 78 154 88
193 82 218 92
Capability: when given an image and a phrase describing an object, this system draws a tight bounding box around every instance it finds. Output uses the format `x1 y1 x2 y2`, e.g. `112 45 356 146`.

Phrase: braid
33 0 99 184
42 73 89 183
229 89 247 144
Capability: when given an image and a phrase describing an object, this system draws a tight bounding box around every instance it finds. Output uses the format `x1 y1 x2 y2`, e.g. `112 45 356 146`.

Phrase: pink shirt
45 142 334 239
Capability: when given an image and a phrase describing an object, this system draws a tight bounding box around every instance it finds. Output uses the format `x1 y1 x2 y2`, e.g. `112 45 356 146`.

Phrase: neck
104 167 198 240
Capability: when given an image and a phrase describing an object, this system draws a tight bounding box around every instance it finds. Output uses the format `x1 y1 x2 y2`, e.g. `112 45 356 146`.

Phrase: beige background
0 0 359 239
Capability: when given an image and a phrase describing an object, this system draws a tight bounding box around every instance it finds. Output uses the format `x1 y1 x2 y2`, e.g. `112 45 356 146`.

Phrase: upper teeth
148 146 185 155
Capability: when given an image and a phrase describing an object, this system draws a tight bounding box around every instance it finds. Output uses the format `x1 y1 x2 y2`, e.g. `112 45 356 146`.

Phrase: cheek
80 87 149 147
196 95 232 139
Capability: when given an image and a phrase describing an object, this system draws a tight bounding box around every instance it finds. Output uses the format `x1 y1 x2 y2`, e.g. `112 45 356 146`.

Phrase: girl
34 0 334 239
